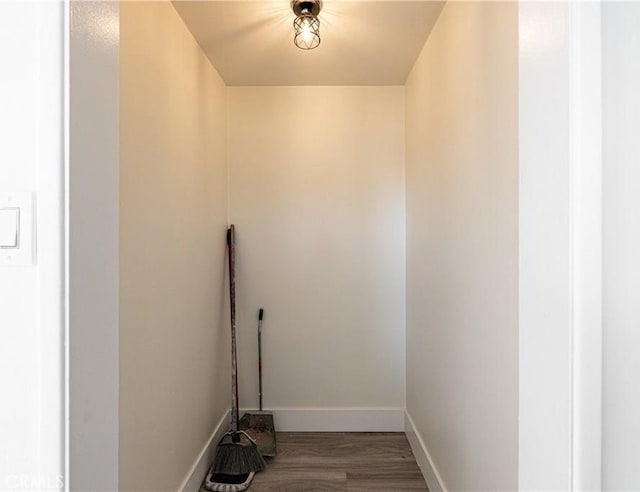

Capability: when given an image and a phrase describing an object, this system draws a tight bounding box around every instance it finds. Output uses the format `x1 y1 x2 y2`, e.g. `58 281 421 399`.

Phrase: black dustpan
239 412 276 458
239 308 277 457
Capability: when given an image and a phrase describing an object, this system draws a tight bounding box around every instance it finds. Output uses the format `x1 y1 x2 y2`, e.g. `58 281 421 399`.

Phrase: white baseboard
179 409 230 492
240 407 405 432
404 410 446 492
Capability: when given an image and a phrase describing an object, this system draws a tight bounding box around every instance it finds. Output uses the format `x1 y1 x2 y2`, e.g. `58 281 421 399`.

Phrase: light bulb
301 22 314 43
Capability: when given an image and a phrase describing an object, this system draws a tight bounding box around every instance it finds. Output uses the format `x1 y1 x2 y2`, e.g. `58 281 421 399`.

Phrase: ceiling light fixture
291 0 322 50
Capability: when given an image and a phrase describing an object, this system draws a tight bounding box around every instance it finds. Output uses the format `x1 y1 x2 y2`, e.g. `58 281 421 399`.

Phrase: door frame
518 1 603 489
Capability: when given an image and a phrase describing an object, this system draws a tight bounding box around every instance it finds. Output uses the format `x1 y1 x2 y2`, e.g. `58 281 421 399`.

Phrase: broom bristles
212 433 266 475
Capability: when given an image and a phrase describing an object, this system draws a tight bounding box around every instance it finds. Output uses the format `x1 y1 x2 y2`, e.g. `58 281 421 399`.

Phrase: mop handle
258 308 264 412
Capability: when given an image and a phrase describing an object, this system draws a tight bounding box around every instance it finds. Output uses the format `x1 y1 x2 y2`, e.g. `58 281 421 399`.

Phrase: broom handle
258 309 264 412
227 225 240 433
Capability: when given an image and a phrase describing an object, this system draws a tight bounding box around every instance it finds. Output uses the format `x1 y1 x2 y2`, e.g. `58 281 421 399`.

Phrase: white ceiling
172 1 444 86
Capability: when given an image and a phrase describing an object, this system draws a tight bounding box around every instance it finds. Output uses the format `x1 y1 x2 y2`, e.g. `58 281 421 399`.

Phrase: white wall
227 86 406 429
119 2 229 490
603 3 640 490
69 2 120 490
404 2 519 490
0 2 65 490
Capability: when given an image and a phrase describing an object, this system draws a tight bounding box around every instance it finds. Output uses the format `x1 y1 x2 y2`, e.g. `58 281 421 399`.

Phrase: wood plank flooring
204 432 428 492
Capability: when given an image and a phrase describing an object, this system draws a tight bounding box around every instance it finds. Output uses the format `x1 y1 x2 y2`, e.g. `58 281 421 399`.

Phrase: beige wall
405 2 519 490
119 2 229 490
227 87 406 417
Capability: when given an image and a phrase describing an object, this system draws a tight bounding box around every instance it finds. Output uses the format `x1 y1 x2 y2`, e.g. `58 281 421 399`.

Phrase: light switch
0 192 35 266
0 207 19 248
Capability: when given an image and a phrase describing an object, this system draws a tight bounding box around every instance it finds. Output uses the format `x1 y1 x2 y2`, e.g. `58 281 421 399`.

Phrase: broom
205 225 266 492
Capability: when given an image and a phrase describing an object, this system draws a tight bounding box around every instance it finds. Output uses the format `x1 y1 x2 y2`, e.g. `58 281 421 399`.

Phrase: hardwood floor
208 432 429 492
